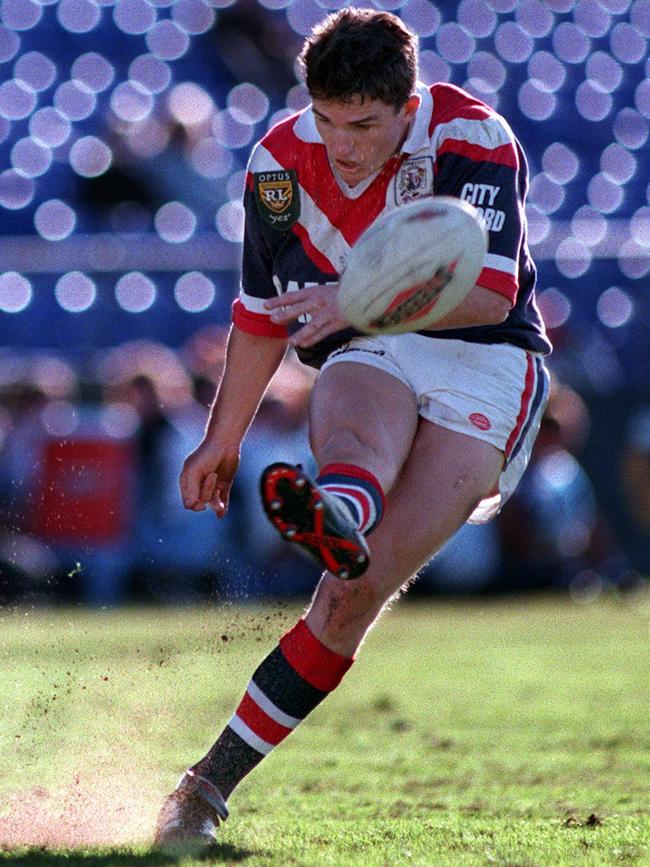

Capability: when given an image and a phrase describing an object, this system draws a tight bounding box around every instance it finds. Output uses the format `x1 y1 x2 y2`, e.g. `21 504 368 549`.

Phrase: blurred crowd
0 333 647 607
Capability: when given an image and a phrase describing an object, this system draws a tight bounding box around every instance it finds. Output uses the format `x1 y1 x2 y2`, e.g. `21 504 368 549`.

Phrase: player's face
312 95 418 187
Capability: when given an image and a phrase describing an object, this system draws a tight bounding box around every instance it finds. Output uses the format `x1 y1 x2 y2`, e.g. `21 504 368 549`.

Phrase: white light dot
436 22 476 64
113 0 157 34
555 238 592 278
528 51 566 92
226 169 247 200
586 51 623 93
587 173 624 213
34 199 76 240
286 0 328 36
54 80 97 121
14 51 56 91
0 272 32 313
188 137 233 178
631 206 650 246
574 0 611 37
600 143 636 184
146 20 190 60
552 22 591 63
110 80 153 122
55 271 96 312
228 83 269 124
631 0 650 37
0 169 34 208
174 272 216 312
571 206 607 247
216 201 245 243
154 201 196 242
115 272 157 312
518 80 557 120
168 82 213 125
1 0 42 31
636 79 650 119
29 107 71 147
610 22 646 64
41 401 79 438
538 287 571 329
267 108 295 130
286 83 310 112
467 52 506 93
597 287 633 328
0 117 9 146
69 135 112 177
516 0 554 37
542 143 579 184
457 0 497 38
401 0 441 37
0 79 37 121
495 21 534 63
613 108 648 150
57 0 101 33
575 81 612 122
529 174 565 214
618 239 650 279
212 108 254 149
0 26 21 63
526 203 550 245
71 52 115 93
418 51 451 85
11 136 52 177
172 0 215 34
128 54 171 94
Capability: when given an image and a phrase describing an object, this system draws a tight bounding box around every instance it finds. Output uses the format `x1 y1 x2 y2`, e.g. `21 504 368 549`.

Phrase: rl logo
260 180 293 213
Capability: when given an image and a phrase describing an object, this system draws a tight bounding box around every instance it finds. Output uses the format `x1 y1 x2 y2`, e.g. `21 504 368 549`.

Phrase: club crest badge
395 156 434 206
254 169 300 231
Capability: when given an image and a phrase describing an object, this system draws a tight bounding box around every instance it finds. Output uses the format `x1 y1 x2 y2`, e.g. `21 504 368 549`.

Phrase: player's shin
190 617 354 799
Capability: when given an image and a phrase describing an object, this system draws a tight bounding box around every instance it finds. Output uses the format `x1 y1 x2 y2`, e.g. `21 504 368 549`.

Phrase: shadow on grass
0 842 256 866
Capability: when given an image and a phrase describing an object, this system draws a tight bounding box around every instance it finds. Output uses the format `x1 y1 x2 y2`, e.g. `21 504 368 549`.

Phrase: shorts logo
255 170 300 231
469 412 492 431
395 156 434 205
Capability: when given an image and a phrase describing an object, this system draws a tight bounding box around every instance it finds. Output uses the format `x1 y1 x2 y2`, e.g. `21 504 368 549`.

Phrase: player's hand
263 283 348 348
179 441 240 518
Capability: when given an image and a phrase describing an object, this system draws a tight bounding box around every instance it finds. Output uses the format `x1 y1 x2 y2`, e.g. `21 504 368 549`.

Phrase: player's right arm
180 325 288 517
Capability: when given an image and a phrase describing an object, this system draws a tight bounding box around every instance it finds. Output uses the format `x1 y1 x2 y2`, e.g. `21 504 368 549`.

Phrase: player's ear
403 94 419 117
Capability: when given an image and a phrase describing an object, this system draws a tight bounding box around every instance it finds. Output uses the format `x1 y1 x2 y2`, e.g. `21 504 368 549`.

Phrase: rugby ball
338 196 488 334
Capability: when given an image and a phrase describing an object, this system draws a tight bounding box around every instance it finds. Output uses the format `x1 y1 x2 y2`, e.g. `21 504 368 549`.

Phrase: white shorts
320 334 549 523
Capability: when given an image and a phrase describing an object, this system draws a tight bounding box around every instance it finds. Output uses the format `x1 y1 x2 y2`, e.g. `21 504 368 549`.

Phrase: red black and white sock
316 462 385 535
191 618 353 799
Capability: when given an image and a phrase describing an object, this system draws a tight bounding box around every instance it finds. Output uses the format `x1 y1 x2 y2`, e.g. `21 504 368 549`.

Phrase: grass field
0 594 649 866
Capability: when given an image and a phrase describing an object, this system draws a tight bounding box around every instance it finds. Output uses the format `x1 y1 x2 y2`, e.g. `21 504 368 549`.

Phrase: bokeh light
401 0 441 37
436 23 476 64
587 173 625 213
54 80 97 121
69 136 113 178
0 272 32 313
216 201 245 243
146 19 190 60
542 143 579 184
0 26 21 63
537 287 572 329
11 136 52 177
516 0 554 37
555 238 592 279
527 51 566 92
1 0 42 31
113 0 157 35
154 201 197 242
457 0 497 38
172 0 215 34
168 82 213 125
0 79 37 120
57 0 101 34
29 107 71 148
228 83 270 124
55 271 97 312
14 51 57 91
0 169 34 209
115 272 157 312
72 52 115 93
34 199 76 240
129 54 171 94
110 80 154 122
188 137 233 179
597 286 633 328
174 272 216 312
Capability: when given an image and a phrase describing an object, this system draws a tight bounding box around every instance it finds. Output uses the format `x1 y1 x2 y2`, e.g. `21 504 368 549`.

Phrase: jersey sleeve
432 106 526 304
231 145 288 339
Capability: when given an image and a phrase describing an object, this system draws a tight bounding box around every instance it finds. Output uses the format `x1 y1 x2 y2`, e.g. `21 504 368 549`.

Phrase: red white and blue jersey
233 81 551 368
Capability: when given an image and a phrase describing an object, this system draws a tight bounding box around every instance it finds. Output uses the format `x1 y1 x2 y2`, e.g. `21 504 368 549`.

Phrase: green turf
1 595 649 866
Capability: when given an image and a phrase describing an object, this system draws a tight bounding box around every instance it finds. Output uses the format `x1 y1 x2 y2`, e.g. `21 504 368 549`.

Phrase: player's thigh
308 360 419 490
306 418 503 652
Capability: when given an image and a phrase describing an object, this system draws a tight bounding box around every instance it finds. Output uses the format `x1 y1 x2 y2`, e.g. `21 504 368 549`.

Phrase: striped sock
317 462 385 535
191 618 353 799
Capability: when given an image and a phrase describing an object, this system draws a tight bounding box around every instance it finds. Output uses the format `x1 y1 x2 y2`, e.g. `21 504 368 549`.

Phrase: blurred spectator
620 405 650 575
497 377 636 595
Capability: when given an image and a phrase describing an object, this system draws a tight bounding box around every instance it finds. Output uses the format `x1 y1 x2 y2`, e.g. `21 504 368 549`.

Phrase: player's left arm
426 109 528 329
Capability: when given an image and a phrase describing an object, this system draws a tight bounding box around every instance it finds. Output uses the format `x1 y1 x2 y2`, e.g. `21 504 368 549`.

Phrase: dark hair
299 8 418 109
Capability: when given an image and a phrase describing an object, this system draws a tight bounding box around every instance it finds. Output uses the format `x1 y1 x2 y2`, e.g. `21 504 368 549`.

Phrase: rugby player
155 7 551 852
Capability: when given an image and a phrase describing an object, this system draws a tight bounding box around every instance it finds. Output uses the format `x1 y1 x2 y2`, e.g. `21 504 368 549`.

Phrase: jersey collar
293 81 433 155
